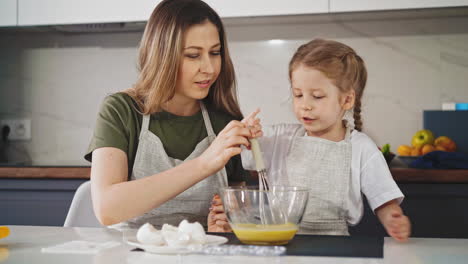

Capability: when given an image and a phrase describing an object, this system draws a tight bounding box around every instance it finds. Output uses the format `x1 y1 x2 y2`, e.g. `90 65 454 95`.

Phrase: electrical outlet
0 119 31 141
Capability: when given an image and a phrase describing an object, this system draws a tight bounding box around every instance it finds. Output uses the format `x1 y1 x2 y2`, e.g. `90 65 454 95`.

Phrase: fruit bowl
383 153 396 165
380 144 395 165
221 186 309 245
397 156 419 167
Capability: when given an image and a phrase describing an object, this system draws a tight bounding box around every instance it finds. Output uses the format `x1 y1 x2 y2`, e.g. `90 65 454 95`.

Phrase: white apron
280 125 352 235
117 102 228 229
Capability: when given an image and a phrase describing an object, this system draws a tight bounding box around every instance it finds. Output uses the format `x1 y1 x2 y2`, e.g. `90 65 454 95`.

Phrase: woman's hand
197 120 252 174
198 108 262 175
207 194 232 232
376 200 411 242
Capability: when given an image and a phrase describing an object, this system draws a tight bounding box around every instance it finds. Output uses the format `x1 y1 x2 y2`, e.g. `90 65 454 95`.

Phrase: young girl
86 0 253 229
229 39 411 241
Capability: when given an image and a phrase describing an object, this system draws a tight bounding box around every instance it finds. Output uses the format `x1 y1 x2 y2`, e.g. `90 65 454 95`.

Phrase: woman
85 0 255 231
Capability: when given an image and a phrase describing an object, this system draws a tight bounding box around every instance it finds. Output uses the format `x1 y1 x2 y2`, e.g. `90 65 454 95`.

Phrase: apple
411 129 435 148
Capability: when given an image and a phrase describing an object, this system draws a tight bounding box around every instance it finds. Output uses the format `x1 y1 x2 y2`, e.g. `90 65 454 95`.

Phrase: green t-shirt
85 92 248 182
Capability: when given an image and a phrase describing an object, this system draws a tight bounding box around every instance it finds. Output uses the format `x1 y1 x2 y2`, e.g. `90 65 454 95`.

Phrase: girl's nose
302 104 313 111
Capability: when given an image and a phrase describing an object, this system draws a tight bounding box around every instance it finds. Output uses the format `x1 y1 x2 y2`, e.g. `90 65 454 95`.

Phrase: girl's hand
242 109 263 149
198 120 252 174
376 201 411 242
207 194 232 232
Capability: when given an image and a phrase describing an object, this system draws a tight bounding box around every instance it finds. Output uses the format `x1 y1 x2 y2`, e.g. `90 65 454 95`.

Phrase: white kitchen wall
1 13 468 165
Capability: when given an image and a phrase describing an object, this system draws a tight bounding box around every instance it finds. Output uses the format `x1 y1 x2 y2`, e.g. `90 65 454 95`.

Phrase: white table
1 225 468 264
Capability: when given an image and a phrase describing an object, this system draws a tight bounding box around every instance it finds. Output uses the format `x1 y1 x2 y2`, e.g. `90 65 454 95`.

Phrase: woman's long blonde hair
289 39 367 131
125 0 242 119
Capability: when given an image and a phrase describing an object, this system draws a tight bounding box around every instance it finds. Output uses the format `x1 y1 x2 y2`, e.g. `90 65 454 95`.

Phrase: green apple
411 129 435 148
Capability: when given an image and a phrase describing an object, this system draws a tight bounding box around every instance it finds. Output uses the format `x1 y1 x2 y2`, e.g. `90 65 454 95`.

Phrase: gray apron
116 102 228 229
281 125 352 235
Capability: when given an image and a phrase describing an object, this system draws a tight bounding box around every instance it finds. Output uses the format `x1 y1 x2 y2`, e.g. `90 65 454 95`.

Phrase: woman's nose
200 55 214 74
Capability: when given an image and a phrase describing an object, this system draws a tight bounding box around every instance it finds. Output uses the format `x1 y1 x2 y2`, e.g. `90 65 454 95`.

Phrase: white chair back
64 181 101 227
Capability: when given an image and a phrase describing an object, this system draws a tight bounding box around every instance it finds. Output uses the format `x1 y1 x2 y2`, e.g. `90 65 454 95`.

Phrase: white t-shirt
241 123 404 226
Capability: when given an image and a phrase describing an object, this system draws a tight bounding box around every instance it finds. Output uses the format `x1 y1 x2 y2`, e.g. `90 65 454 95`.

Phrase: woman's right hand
198 120 252 174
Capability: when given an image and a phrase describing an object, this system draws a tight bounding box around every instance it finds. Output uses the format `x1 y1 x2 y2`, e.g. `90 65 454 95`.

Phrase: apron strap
199 102 216 137
142 115 151 131
199 101 228 187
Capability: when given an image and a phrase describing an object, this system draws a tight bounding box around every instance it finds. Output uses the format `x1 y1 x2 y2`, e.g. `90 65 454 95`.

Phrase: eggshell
136 223 165 245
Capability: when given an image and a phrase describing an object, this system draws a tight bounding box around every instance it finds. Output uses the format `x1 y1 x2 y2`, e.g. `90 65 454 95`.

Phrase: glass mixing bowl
221 186 309 245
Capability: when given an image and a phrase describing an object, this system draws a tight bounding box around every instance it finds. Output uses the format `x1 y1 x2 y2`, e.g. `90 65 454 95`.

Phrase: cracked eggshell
136 223 165 245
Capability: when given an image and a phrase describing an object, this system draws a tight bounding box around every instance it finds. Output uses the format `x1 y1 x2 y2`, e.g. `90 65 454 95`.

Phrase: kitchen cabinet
0 178 87 226
330 0 468 13
0 167 89 226
0 0 17 27
204 0 328 18
350 169 468 238
13 0 468 27
18 0 328 26
350 183 468 238
18 0 160 26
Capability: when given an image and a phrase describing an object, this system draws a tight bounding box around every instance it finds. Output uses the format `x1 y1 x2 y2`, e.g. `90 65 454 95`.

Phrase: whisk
250 138 269 191
249 138 273 225
249 138 286 225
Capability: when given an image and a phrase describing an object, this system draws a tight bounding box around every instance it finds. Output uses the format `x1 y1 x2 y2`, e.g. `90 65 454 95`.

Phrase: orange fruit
421 144 436 155
434 136 457 152
435 145 447 152
397 145 412 156
410 146 422 156
0 226 9 239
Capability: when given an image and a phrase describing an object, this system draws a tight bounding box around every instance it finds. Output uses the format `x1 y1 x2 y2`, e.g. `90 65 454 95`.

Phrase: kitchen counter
391 168 468 183
1 225 468 264
0 166 90 179
1 166 468 182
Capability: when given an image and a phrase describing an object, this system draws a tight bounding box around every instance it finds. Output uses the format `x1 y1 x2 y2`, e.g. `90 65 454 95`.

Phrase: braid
353 98 363 131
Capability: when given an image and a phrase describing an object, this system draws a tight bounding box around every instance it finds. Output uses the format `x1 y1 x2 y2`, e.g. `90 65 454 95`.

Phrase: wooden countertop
1 167 468 183
0 167 91 179
390 168 468 183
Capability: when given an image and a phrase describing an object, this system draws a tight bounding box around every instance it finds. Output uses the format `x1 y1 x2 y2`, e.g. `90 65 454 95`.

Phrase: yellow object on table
0 247 9 262
0 226 10 239
232 223 298 245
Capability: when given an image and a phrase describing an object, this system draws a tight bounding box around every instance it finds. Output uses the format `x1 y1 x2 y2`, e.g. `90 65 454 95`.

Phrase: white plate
125 235 228 254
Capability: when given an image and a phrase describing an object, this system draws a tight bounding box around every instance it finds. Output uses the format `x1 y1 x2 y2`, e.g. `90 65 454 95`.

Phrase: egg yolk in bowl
231 223 298 245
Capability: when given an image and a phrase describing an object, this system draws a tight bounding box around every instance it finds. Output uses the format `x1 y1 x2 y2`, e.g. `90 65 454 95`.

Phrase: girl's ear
342 90 355 110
